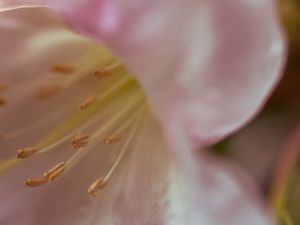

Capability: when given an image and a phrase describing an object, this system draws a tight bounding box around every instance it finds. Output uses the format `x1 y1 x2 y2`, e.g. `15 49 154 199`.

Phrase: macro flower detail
0 1 287 225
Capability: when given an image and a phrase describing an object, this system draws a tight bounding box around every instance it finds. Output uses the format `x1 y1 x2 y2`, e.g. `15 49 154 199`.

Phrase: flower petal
164 125 273 225
48 0 287 146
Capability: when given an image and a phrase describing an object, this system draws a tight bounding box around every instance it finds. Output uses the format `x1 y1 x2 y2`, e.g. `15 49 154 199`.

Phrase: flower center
0 49 146 197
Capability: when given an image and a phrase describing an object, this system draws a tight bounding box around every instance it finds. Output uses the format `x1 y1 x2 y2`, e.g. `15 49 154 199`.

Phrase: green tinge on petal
0 158 20 173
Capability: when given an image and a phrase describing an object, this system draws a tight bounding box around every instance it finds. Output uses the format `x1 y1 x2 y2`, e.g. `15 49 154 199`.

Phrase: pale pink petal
48 0 287 146
164 125 273 225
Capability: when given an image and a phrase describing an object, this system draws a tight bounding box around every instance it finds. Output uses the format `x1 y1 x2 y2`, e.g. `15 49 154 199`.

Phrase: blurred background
212 1 300 224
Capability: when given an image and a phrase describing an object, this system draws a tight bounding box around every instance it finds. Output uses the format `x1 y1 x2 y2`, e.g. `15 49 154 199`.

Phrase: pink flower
0 1 286 225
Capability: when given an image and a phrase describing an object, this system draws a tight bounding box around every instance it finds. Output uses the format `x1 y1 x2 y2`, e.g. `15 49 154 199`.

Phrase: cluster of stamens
0 60 141 197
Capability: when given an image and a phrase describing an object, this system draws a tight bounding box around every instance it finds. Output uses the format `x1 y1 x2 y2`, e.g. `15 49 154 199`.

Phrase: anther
17 146 39 158
0 82 8 92
25 176 48 187
36 85 61 99
70 133 90 149
44 162 66 181
94 62 121 78
0 131 5 141
51 64 74 74
87 177 107 197
93 68 110 78
102 134 121 144
0 97 7 106
79 95 96 110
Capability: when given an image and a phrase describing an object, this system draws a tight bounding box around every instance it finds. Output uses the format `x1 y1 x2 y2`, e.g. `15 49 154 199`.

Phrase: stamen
88 117 141 196
102 134 121 144
36 85 61 99
25 162 66 187
51 64 74 74
70 133 90 149
17 146 39 158
0 97 7 106
87 177 106 197
93 68 110 78
0 82 8 92
79 95 96 110
0 131 5 141
94 62 121 78
44 162 66 181
25 176 48 187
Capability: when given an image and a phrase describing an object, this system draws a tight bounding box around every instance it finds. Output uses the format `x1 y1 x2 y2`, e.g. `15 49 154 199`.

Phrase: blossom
0 1 287 225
